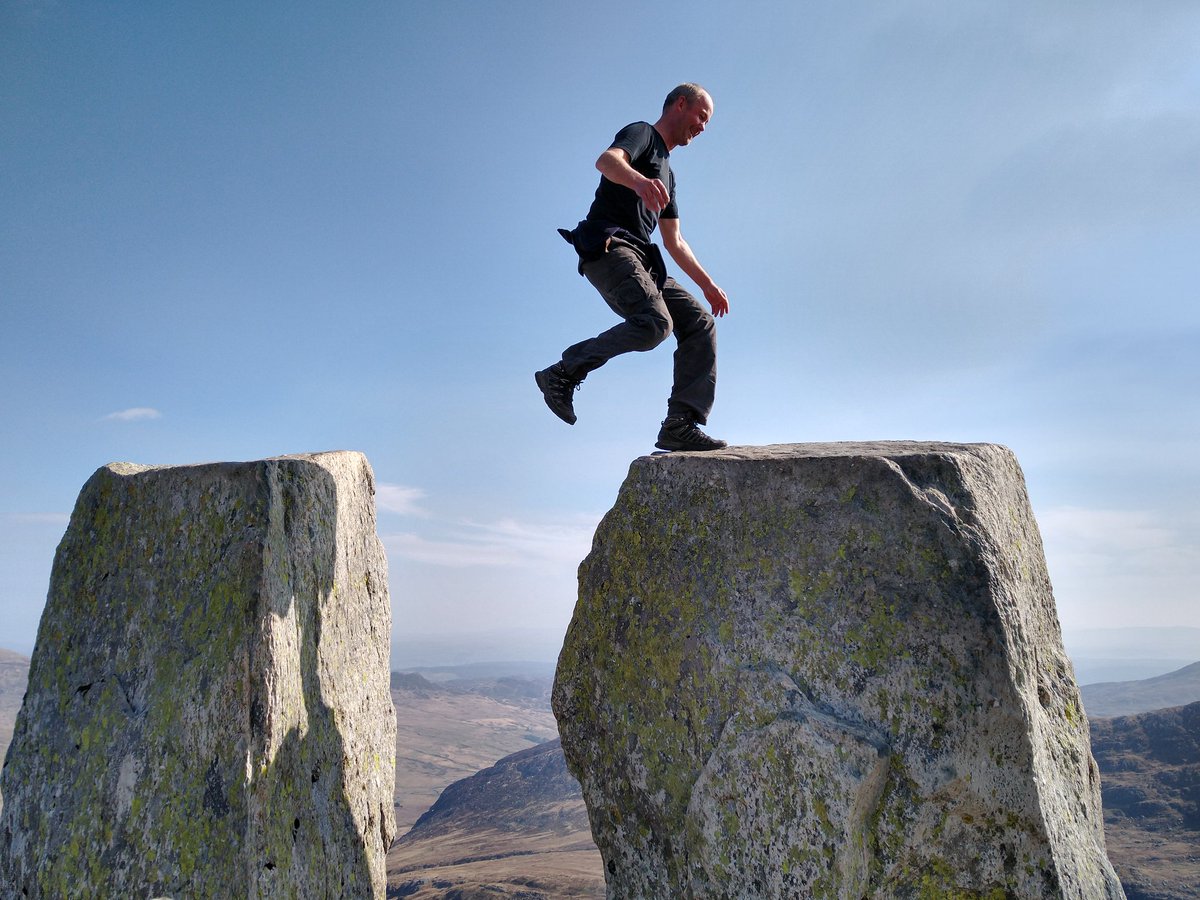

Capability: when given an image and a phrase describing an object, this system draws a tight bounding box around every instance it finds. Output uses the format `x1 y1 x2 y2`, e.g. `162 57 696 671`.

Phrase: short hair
663 83 708 113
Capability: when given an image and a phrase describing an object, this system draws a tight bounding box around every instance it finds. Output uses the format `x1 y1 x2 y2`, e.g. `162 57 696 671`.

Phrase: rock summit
554 442 1124 899
0 452 396 898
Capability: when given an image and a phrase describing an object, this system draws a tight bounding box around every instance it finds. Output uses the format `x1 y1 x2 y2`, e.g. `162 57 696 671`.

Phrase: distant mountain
391 626 1200 684
1083 661 1200 718
390 672 446 695
1091 702 1200 900
394 664 556 713
391 630 565 670
1066 627 1200 684
407 738 588 837
401 661 557 682
387 739 602 899
390 675 558 835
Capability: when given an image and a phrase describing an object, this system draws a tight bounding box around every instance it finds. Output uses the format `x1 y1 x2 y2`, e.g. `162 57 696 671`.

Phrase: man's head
658 83 713 150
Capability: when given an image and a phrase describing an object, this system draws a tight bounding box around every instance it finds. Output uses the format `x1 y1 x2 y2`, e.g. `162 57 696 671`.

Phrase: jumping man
535 83 730 452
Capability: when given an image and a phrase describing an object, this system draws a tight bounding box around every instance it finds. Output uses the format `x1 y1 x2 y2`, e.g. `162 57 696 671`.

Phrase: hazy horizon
8 624 1199 688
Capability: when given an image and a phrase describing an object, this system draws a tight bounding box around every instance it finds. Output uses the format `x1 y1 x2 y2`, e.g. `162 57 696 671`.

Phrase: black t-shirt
581 121 677 245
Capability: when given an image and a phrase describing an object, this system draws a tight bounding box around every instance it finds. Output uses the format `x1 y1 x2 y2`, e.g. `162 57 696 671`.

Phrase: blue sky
2 2 1198 662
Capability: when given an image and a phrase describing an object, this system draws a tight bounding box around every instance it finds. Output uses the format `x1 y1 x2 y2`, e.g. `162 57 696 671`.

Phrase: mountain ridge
1083 661 1200 718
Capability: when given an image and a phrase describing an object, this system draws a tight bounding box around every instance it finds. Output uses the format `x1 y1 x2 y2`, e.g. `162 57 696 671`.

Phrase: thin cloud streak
375 482 427 516
103 407 161 422
383 514 601 570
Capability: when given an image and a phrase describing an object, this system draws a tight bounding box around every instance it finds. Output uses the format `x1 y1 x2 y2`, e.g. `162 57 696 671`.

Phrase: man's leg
562 244 672 375
652 278 725 451
660 278 717 425
537 244 672 425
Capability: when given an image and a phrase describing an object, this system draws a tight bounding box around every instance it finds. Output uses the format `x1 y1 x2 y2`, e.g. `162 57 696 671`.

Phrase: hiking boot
655 415 727 452
535 363 582 425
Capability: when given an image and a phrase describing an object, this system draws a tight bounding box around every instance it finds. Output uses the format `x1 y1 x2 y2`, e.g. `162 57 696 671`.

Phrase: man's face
675 93 713 146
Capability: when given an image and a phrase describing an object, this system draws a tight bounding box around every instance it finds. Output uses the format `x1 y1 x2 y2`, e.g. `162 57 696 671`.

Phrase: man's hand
635 175 671 214
597 148 670 212
704 283 730 318
660 218 729 318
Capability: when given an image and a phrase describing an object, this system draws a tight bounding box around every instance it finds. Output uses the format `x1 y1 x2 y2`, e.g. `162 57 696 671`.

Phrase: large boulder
0 452 396 898
553 442 1124 899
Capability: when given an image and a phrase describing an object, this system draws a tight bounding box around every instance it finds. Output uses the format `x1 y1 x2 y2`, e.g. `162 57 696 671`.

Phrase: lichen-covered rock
0 452 396 898
553 442 1124 899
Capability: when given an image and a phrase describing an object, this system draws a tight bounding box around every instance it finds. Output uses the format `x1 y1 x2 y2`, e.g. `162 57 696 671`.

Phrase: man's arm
659 217 729 317
596 148 671 214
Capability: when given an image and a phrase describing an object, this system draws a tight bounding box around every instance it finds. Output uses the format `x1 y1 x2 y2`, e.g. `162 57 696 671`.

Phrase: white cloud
383 514 600 569
103 407 161 422
1038 505 1200 629
1040 506 1195 564
375 482 427 516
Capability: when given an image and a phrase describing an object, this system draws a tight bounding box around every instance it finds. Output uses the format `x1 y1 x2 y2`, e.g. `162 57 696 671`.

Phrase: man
535 83 730 452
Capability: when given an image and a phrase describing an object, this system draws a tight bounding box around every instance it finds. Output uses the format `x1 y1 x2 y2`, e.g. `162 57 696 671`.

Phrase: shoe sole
535 370 576 425
654 439 728 452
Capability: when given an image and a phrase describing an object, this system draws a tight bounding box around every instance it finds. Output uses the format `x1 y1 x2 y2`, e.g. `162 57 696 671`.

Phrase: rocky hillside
1083 662 1200 718
386 738 602 899
1091 702 1200 900
407 738 587 837
385 669 599 898
1067 627 1200 685
390 674 558 835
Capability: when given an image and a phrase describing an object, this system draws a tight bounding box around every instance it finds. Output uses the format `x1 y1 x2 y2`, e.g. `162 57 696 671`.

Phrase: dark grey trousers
560 239 717 424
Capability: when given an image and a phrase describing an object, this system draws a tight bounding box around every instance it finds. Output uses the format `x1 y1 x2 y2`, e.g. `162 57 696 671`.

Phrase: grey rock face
0 452 396 898
553 442 1124 899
